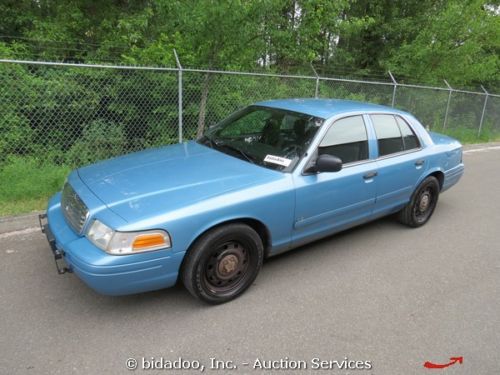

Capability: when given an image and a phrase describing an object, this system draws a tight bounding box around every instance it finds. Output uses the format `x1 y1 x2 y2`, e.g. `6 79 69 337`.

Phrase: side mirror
315 154 342 173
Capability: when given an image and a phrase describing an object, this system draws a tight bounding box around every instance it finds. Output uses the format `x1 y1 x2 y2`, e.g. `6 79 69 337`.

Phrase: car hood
77 141 281 222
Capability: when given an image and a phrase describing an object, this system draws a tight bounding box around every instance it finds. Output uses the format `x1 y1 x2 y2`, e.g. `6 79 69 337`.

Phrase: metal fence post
173 49 183 143
442 80 453 131
478 85 489 137
310 63 319 98
388 71 397 107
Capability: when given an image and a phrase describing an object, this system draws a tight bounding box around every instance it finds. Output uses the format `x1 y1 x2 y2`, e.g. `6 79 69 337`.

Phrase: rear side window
371 114 404 156
396 116 420 150
319 115 368 164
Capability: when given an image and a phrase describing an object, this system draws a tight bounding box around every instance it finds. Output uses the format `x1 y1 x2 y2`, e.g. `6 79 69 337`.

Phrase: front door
293 115 377 246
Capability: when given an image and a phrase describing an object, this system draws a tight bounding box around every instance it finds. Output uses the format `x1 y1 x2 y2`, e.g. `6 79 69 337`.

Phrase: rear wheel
181 223 264 304
398 176 440 227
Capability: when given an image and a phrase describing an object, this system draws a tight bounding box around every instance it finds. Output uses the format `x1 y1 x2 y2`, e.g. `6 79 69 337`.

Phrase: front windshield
198 106 324 172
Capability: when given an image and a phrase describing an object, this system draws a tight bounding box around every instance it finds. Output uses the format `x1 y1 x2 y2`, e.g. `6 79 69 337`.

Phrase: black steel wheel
181 223 263 304
398 175 440 227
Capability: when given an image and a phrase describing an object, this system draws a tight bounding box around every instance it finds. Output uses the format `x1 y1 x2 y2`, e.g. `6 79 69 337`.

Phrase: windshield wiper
217 143 257 164
201 135 258 165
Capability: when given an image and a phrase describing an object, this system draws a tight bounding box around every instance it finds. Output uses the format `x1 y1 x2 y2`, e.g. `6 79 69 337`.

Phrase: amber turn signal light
132 233 167 250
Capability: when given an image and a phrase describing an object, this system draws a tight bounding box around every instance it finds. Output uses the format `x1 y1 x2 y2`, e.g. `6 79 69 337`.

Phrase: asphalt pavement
1 146 499 375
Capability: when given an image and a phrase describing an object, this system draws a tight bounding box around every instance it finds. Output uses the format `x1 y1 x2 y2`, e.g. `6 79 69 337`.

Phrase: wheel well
429 171 444 190
190 218 272 257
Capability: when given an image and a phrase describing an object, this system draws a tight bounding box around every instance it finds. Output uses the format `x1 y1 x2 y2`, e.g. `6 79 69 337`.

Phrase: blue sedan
41 99 464 303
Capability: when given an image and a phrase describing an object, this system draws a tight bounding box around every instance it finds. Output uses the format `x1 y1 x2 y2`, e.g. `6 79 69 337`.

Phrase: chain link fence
0 58 498 214
1 59 497 167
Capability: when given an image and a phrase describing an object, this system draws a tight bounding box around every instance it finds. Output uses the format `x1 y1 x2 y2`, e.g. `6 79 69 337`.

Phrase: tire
181 223 264 304
398 176 440 228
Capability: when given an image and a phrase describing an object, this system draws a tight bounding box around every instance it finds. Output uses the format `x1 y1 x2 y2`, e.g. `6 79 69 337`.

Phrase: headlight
87 220 114 250
86 220 171 255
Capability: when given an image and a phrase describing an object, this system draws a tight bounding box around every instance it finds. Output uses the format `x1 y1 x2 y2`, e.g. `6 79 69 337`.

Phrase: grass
439 126 500 144
1 126 499 217
0 157 70 216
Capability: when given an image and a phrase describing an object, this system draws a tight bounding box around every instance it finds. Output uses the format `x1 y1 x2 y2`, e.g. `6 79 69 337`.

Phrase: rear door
368 114 428 216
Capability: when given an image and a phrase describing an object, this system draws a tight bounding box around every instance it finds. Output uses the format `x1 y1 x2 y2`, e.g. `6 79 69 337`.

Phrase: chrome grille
61 183 89 234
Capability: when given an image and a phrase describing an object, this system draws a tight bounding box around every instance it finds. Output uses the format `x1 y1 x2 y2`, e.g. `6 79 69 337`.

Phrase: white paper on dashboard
263 154 292 167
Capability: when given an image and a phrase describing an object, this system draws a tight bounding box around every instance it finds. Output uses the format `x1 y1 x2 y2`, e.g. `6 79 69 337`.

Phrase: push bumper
40 193 186 296
39 213 72 275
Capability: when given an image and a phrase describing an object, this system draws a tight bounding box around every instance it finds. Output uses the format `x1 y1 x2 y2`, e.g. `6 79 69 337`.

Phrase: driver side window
319 115 369 164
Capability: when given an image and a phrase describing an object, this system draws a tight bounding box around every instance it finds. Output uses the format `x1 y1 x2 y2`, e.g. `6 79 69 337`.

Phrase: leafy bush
64 120 126 166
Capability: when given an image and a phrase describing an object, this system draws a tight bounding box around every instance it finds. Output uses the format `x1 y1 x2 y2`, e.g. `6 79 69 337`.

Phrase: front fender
126 176 297 257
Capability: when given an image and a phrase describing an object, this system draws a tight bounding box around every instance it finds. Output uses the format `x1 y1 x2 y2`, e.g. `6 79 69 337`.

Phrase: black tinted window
371 114 404 156
396 116 420 150
319 116 368 164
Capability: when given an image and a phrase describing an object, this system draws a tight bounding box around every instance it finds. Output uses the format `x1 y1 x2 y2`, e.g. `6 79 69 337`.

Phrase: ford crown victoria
40 99 464 303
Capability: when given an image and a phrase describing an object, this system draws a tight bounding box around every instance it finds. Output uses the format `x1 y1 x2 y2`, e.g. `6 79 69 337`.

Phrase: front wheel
181 223 264 304
398 176 440 227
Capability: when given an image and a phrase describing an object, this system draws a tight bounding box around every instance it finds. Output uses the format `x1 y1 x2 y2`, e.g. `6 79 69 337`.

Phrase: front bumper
41 193 185 296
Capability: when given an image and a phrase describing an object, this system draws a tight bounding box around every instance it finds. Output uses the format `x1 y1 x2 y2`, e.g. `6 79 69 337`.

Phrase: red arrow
424 357 463 369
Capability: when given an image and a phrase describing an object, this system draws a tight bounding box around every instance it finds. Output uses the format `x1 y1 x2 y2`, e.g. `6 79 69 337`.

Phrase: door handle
363 171 378 179
415 159 425 166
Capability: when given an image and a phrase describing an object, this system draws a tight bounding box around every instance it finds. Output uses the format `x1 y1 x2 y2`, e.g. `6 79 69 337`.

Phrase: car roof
255 98 407 119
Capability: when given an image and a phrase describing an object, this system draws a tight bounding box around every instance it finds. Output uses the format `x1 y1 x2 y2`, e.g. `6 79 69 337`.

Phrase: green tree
383 1 499 87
